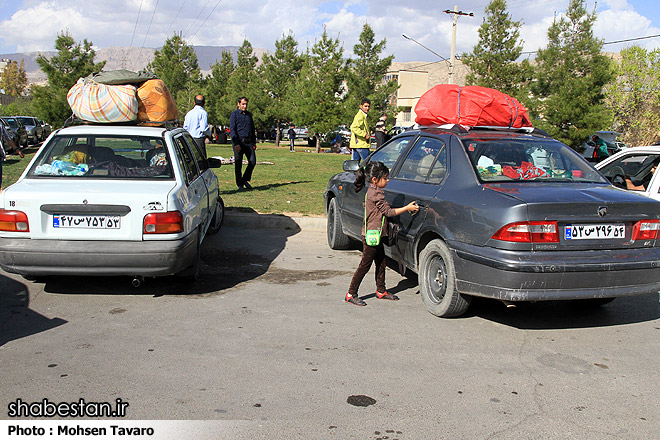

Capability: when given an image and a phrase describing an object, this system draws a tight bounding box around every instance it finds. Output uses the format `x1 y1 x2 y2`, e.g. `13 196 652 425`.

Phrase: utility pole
444 5 473 84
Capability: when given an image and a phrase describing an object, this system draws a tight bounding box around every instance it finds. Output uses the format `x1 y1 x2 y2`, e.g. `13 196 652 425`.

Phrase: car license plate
53 214 121 229
564 224 624 240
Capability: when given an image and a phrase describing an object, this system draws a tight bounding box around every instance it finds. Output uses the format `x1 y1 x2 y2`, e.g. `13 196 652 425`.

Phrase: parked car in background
15 116 43 144
582 130 625 162
325 125 660 317
38 119 52 141
0 116 28 148
0 123 224 282
282 126 309 141
596 146 660 200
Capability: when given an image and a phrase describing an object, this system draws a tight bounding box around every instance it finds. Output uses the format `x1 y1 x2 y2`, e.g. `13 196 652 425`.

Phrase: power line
129 0 144 47
165 0 188 38
184 0 213 40
142 0 161 48
188 0 223 43
520 33 660 55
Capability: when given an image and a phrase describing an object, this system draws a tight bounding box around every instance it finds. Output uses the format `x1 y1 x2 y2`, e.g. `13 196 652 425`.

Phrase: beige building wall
387 60 469 127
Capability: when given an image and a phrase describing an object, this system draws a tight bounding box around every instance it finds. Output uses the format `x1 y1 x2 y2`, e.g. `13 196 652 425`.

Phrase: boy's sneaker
345 293 366 306
376 291 399 301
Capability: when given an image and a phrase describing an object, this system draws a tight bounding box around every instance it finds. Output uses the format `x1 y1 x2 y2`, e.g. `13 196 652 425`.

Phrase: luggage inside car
414 84 532 128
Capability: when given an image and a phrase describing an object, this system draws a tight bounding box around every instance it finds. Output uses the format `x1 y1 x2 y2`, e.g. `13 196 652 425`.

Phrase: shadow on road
465 293 660 329
0 274 67 347
37 219 301 297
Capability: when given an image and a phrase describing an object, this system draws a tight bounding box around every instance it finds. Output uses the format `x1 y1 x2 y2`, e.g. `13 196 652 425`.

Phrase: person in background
592 135 609 162
0 122 19 190
374 113 388 149
287 124 296 152
350 98 371 162
183 94 212 157
230 97 257 190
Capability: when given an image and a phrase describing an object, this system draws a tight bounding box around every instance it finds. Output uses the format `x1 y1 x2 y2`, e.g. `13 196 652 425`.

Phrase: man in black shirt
229 97 257 190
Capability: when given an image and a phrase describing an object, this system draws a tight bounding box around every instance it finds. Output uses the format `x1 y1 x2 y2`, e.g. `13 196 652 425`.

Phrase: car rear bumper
450 241 660 301
0 234 196 277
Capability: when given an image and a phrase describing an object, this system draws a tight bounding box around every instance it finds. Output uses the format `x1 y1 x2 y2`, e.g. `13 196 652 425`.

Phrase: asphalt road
1 224 659 439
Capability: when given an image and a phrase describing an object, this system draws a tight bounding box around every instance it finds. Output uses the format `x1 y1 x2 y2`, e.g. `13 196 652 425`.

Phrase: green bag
364 192 385 247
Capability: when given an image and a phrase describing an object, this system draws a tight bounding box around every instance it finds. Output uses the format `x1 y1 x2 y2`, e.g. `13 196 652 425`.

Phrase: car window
397 137 446 183
183 133 208 172
369 136 413 170
173 136 200 184
27 135 174 179
465 138 604 183
599 154 660 180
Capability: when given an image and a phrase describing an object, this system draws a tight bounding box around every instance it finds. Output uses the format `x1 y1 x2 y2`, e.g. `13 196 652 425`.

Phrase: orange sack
414 84 532 128
136 79 178 124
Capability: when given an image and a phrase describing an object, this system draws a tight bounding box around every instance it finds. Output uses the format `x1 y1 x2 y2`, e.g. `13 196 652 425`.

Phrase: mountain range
0 45 270 84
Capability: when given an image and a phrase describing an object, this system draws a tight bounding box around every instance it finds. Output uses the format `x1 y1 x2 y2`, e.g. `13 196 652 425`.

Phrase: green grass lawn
2 142 353 216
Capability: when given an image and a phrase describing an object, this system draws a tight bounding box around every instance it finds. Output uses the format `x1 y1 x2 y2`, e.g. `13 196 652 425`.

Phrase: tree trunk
275 120 281 147
315 135 320 153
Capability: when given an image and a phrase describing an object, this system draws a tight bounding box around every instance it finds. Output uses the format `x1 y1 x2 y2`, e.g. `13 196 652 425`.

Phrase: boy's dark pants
348 238 387 296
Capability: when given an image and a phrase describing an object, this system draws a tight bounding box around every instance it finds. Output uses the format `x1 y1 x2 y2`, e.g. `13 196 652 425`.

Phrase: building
387 59 469 127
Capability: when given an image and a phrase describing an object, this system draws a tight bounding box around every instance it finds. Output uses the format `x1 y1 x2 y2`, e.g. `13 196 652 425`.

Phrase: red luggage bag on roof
414 84 532 128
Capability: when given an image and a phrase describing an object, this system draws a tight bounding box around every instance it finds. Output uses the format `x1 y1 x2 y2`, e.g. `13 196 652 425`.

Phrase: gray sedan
325 126 660 317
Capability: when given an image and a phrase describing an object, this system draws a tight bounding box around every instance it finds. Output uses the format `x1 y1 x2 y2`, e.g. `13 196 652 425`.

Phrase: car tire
207 197 225 235
418 239 471 317
327 197 351 250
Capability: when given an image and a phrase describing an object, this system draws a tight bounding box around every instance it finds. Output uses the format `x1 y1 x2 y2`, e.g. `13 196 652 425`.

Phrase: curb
224 211 327 231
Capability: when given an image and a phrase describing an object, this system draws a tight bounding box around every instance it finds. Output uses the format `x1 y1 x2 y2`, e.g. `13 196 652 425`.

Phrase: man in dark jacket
287 124 296 152
230 97 257 190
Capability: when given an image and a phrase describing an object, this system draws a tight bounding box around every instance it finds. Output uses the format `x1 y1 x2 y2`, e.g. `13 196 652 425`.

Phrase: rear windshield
27 135 174 179
464 138 605 183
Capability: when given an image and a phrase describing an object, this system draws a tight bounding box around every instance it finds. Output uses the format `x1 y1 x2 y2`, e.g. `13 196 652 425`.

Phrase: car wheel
327 197 351 249
207 197 225 235
418 239 471 317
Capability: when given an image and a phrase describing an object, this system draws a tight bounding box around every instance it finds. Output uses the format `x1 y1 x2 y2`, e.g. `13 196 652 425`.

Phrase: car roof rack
62 114 181 130
468 125 552 138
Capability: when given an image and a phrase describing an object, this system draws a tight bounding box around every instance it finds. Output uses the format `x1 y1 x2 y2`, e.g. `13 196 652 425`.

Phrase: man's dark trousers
234 142 256 187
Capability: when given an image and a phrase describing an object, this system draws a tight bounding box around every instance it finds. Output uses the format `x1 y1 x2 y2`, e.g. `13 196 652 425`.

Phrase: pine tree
344 24 398 125
261 33 304 146
605 47 660 146
32 31 106 126
530 0 614 149
148 33 201 114
290 29 346 152
0 59 28 96
222 40 269 133
206 51 235 126
462 0 532 100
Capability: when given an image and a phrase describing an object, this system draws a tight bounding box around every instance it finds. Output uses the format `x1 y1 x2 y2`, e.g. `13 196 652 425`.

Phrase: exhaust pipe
501 300 516 308
131 276 144 288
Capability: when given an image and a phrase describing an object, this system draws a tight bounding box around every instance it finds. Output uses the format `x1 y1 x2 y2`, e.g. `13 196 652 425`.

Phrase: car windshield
15 117 34 126
27 135 174 179
465 138 605 183
2 118 18 129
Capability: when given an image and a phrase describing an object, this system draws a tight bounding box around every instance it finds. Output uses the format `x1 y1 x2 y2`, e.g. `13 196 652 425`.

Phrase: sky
0 0 658 62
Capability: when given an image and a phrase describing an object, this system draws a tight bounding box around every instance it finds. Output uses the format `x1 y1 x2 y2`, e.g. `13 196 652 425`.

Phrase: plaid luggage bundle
67 78 138 123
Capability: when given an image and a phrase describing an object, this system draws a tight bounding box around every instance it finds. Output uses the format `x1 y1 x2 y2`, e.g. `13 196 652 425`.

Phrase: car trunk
501 183 660 250
3 179 176 241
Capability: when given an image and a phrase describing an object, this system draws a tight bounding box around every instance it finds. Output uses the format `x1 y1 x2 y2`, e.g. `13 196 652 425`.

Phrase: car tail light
492 221 559 243
143 211 183 234
631 220 660 241
0 210 30 232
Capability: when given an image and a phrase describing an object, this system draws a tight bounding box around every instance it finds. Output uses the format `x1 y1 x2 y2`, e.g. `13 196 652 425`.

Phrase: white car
0 124 224 282
596 146 660 201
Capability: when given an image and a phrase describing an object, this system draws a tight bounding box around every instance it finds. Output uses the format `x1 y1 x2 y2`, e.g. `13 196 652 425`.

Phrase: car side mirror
343 160 360 172
207 157 222 168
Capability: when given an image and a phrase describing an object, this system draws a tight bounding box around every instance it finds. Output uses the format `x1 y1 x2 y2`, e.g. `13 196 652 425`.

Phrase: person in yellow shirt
350 98 371 162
